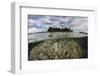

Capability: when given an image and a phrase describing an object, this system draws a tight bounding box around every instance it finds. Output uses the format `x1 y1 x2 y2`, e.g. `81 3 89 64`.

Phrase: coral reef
29 39 84 60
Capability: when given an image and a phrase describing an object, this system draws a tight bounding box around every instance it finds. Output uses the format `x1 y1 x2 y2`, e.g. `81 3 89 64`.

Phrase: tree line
47 27 73 32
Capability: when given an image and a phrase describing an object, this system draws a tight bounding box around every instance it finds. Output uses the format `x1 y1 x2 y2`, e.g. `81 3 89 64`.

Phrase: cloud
70 17 88 33
28 15 88 33
28 15 46 20
29 27 46 33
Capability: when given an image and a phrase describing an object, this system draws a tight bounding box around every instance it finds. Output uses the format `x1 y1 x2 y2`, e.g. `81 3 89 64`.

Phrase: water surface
28 32 87 43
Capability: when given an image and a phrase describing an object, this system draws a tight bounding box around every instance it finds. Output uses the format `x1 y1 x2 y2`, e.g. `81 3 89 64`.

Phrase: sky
28 15 88 33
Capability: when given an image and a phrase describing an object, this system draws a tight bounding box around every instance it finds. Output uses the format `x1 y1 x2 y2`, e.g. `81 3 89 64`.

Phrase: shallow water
28 32 87 43
28 32 88 60
28 37 88 60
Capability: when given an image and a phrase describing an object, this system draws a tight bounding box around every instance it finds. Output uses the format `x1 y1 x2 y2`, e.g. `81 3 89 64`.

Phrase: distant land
28 27 88 34
47 27 73 32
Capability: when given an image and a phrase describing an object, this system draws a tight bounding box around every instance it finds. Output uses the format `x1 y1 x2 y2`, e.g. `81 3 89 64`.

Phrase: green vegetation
28 37 88 60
